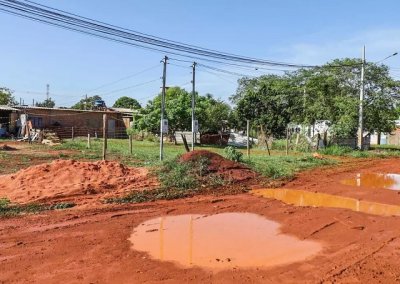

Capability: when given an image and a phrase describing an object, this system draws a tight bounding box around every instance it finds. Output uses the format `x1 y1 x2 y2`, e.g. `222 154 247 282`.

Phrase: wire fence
48 126 129 139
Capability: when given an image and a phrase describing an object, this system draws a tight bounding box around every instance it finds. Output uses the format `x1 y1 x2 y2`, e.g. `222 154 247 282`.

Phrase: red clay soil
2 191 400 283
285 157 400 206
3 157 400 282
0 160 158 204
179 150 256 182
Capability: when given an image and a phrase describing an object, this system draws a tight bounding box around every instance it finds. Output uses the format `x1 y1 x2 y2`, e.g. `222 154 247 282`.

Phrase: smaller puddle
129 213 321 270
252 188 400 217
342 173 400 190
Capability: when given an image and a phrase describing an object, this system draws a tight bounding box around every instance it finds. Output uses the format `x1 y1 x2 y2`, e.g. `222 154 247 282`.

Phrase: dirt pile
0 160 158 203
179 150 256 182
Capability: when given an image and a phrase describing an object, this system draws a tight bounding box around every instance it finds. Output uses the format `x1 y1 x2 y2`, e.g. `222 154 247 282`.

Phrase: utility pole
191 62 197 151
46 84 50 101
357 46 366 150
160 56 168 161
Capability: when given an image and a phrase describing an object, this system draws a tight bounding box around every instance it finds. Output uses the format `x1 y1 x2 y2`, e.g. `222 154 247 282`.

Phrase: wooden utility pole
71 127 74 140
246 120 250 158
102 114 108 160
191 62 197 151
160 56 168 161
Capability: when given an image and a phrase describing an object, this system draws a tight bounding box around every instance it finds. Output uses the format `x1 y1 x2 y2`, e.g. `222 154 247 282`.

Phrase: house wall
388 128 400 145
19 108 127 139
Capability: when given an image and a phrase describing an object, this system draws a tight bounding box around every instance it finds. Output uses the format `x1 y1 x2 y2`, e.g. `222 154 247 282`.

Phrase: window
31 117 43 128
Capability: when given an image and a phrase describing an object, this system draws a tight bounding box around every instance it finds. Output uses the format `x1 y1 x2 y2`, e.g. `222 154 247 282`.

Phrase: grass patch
105 187 195 204
319 145 353 156
0 198 75 217
106 154 231 204
244 155 336 180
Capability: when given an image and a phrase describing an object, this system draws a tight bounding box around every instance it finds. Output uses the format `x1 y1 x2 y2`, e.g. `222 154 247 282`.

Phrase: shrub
223 146 243 162
319 145 353 156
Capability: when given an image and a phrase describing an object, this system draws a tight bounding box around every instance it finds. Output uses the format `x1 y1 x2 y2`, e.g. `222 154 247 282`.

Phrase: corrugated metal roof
13 105 119 113
0 105 18 111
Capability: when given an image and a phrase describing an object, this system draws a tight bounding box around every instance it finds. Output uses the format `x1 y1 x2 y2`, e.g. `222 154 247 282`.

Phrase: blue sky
1 0 400 107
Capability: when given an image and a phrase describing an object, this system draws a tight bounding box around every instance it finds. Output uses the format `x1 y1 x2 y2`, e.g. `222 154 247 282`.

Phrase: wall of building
18 108 128 139
388 128 400 145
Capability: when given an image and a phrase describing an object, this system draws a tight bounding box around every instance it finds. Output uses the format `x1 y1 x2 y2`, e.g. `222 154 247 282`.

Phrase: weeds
105 187 195 204
223 146 243 162
244 155 336 180
319 145 353 156
0 198 76 217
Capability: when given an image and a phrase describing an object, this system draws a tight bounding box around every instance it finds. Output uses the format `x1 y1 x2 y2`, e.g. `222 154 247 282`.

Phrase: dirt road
2 151 400 283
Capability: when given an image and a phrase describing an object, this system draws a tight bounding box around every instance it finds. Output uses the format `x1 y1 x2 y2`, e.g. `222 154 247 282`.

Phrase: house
0 105 131 139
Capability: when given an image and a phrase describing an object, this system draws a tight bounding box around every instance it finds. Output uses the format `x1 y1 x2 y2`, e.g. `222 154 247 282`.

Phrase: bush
319 145 353 156
223 146 243 162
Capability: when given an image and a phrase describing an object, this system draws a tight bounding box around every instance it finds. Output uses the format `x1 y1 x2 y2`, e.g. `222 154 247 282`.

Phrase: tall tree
35 98 55 108
234 75 299 140
113 96 141 109
71 95 103 110
233 59 400 142
0 88 16 105
135 88 231 141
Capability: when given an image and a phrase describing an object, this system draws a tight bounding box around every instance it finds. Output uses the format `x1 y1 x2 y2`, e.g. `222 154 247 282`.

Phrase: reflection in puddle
252 188 400 217
129 213 321 270
342 173 400 190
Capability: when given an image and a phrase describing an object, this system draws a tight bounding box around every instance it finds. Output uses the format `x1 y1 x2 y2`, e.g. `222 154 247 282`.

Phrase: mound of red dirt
179 150 256 182
0 160 158 203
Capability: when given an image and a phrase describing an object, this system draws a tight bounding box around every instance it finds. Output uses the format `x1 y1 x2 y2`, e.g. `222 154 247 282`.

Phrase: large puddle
129 213 321 270
252 188 400 216
342 173 400 190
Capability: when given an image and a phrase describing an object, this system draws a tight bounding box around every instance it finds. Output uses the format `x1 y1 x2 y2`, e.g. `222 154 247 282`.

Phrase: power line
97 78 161 97
0 0 358 69
85 63 160 94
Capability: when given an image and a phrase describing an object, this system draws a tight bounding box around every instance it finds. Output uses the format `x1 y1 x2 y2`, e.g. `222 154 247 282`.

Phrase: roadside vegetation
0 198 75 217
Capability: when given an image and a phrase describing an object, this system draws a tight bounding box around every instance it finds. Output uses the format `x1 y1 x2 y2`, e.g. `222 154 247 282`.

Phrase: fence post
102 114 107 160
87 133 91 149
129 134 133 154
286 126 289 156
71 126 74 141
246 119 250 158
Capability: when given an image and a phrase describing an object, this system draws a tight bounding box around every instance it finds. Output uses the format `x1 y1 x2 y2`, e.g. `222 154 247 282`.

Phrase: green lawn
52 138 337 180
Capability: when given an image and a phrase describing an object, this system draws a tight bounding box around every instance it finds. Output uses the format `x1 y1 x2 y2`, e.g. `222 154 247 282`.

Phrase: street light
376 52 398 64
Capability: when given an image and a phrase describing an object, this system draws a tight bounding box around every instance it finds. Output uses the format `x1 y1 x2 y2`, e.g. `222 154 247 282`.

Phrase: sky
1 0 400 107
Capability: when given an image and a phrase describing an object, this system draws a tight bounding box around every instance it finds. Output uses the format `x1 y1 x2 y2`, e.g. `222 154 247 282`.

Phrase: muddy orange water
341 173 400 190
252 188 400 216
129 213 321 270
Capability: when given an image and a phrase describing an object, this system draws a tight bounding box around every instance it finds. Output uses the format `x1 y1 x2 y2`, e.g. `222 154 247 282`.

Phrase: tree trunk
181 134 190 152
377 132 381 145
258 125 267 147
264 137 271 156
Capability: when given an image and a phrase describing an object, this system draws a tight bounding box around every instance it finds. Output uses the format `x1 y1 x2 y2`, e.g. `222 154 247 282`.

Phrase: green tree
234 75 298 141
233 59 400 144
135 88 232 141
71 95 103 110
0 88 16 105
35 98 55 108
113 96 141 109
